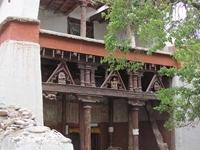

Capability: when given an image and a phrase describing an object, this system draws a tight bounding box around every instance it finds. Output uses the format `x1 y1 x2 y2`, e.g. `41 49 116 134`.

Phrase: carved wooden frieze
91 103 109 123
101 70 126 90
66 94 77 101
46 61 75 85
43 100 62 125
146 74 164 93
66 102 79 124
113 99 128 122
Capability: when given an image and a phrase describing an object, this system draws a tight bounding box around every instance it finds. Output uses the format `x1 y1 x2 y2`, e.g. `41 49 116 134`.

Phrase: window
68 17 93 38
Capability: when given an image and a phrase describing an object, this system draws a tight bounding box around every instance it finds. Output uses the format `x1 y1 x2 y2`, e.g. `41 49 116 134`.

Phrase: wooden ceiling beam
42 82 157 100
90 9 107 22
64 3 79 15
46 0 57 9
55 0 70 13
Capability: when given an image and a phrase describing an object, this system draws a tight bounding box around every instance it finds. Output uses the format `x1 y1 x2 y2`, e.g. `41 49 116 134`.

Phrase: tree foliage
101 0 200 130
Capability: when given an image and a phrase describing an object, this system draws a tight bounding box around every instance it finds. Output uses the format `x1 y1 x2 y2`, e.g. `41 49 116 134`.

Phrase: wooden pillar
78 64 85 86
61 94 67 136
85 65 91 86
138 72 143 92
128 72 133 91
128 99 145 150
80 101 85 150
79 0 89 37
80 68 85 86
90 66 97 87
108 99 114 147
133 72 138 92
128 105 133 150
83 104 92 150
132 107 139 150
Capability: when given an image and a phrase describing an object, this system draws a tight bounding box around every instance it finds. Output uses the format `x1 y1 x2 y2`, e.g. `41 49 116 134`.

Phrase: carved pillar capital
77 63 86 69
127 99 145 107
79 0 89 7
77 94 94 103
77 94 103 103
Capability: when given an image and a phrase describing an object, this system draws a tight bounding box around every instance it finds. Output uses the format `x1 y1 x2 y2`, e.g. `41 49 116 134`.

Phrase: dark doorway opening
91 132 100 150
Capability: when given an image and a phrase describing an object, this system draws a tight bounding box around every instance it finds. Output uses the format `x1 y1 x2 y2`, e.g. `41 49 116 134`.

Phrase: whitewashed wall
0 0 40 23
172 76 200 150
0 41 43 125
38 5 147 44
38 6 107 40
38 9 68 33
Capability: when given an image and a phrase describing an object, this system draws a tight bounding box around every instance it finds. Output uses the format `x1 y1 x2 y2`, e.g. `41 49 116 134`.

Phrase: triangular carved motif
100 70 126 90
146 74 164 92
46 61 75 85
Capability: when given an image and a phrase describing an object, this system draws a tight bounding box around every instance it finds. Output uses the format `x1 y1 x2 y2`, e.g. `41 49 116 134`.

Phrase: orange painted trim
0 21 39 44
39 33 179 67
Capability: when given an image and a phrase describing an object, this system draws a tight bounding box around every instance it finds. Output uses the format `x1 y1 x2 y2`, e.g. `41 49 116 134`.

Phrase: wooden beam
55 0 70 13
90 9 107 22
64 3 79 15
39 33 179 67
42 83 156 100
46 0 56 9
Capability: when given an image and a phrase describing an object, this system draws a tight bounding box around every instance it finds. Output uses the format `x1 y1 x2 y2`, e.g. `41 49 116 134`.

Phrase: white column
0 40 43 125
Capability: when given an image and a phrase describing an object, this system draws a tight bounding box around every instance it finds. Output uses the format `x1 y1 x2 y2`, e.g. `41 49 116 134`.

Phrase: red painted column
132 107 140 150
79 0 89 37
79 101 85 150
108 99 114 147
83 105 92 150
128 105 133 150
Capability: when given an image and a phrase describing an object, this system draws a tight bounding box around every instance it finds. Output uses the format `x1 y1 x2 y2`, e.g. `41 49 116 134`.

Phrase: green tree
101 0 200 130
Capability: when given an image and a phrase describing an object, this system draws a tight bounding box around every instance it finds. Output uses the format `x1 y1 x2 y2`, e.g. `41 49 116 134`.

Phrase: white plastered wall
172 76 200 150
38 5 148 44
38 6 108 40
0 0 40 23
0 41 43 125
0 0 43 125
38 9 68 33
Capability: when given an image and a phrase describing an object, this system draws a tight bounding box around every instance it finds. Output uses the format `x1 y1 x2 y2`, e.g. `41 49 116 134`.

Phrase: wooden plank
46 0 57 9
90 9 107 22
55 0 70 13
145 101 169 150
64 3 79 15
42 83 157 100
